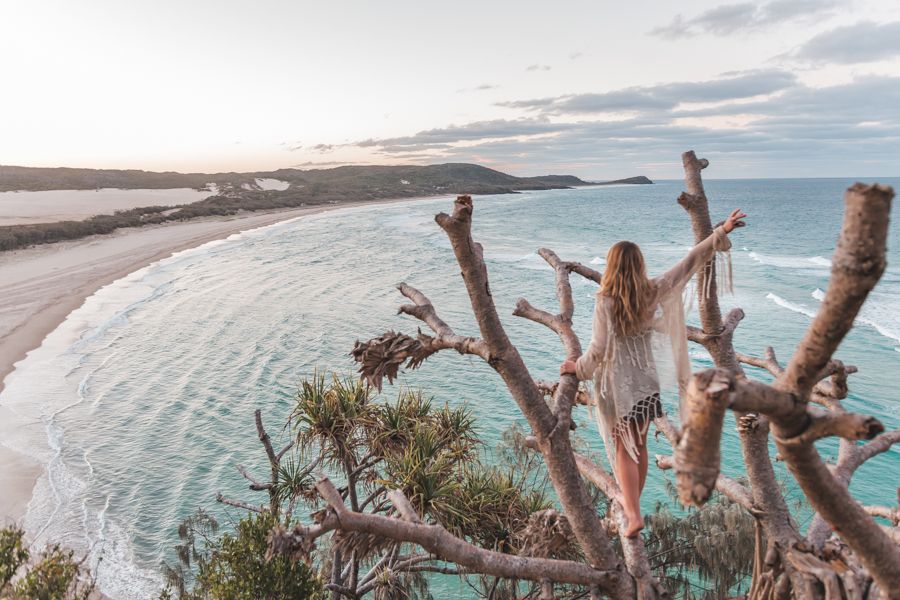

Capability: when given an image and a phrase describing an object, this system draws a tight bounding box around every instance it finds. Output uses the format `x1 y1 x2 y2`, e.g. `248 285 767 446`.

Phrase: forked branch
267 476 619 587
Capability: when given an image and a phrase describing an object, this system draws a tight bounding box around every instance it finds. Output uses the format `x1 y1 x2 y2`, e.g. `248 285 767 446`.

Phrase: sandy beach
0 199 408 525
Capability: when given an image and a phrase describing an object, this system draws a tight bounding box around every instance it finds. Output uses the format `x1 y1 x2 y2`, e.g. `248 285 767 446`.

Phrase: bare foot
623 513 644 538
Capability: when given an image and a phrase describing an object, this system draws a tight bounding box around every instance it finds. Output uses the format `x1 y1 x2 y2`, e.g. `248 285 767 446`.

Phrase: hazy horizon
3 0 900 179
3 162 900 183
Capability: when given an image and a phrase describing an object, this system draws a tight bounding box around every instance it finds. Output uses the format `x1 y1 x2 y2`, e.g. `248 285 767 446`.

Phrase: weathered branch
863 505 900 525
655 455 754 511
275 440 295 462
674 369 732 506
514 299 559 332
807 429 900 548
433 196 623 578
566 261 603 285
736 346 784 377
216 492 265 513
766 183 900 591
237 464 272 491
256 409 278 470
653 414 681 446
688 308 744 348
513 247 585 433
535 379 591 407
677 153 798 562
678 152 726 351
856 428 900 467
270 477 619 587
774 408 882 447
675 368 884 506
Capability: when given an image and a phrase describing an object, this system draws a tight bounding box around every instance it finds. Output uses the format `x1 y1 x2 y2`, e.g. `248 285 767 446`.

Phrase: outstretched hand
560 360 577 376
723 208 748 233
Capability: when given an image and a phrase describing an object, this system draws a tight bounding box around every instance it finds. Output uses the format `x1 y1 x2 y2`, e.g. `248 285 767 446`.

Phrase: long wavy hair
600 241 655 336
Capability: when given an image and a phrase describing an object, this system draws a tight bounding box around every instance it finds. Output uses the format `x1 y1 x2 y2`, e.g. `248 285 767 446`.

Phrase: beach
0 199 407 525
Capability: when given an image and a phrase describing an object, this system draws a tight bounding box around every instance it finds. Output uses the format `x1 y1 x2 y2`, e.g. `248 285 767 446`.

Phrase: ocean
2 179 898 598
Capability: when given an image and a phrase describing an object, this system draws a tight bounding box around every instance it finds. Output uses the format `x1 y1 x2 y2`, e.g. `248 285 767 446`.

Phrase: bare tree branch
216 492 264 514
655 455 754 512
434 195 625 579
766 183 900 591
269 476 620 587
677 152 799 560
237 464 272 491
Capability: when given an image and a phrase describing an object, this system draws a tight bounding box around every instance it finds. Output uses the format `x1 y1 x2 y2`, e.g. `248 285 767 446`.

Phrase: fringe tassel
701 249 734 299
611 396 658 465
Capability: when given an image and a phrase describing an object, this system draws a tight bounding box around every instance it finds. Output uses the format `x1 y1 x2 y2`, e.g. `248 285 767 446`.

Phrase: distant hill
594 176 653 185
0 163 622 251
0 163 591 194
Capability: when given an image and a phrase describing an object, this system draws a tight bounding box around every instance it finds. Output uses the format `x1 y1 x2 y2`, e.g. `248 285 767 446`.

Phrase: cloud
791 21 900 64
569 52 583 60
651 0 838 39
496 70 797 115
340 74 900 177
525 64 552 72
457 83 500 93
355 118 564 150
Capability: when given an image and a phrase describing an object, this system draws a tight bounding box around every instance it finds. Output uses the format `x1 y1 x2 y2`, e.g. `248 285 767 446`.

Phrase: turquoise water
2 179 899 597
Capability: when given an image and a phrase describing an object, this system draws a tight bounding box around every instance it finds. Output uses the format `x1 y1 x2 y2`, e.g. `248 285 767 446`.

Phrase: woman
560 208 747 538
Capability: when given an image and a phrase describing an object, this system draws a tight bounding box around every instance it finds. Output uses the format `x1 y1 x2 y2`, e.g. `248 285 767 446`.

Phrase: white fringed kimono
575 226 732 468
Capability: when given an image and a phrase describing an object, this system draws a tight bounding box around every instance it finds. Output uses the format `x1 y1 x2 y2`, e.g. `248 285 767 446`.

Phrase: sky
2 0 900 179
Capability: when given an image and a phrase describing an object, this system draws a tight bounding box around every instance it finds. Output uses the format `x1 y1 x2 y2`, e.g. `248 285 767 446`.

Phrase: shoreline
0 195 435 526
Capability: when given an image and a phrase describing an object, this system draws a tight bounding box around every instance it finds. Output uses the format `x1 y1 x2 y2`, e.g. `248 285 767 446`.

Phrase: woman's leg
638 425 649 493
615 433 644 537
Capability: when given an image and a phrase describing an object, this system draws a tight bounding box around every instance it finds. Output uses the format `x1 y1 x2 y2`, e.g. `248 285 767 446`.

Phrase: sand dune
0 187 215 226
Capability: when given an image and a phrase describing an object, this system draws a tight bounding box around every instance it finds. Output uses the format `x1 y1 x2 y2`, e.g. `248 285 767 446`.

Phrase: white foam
747 251 832 270
589 256 605 265
765 292 817 318
1 203 390 599
811 287 900 350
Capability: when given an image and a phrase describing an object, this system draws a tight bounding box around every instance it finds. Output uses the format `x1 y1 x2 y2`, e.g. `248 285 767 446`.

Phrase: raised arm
653 208 746 298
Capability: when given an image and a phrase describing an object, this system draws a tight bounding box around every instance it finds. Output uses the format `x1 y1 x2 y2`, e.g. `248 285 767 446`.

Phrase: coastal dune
0 187 216 226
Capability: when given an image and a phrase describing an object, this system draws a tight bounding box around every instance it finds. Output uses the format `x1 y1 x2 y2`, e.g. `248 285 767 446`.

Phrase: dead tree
270 152 897 599
672 152 899 599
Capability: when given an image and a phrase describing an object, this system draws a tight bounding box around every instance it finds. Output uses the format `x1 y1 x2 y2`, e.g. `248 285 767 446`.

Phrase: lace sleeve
653 225 731 299
575 296 609 380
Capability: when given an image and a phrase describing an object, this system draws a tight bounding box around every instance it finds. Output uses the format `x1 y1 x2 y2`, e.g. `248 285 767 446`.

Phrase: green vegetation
0 526 96 599
0 163 649 252
2 373 753 599
160 512 325 600
159 373 755 599
644 481 756 598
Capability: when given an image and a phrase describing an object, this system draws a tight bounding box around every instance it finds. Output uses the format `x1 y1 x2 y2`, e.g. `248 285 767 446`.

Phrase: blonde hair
600 241 655 337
